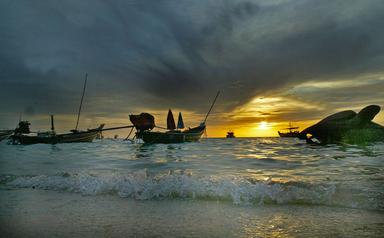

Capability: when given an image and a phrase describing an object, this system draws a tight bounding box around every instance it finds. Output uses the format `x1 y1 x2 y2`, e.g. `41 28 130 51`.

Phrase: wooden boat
138 124 206 144
10 117 133 145
10 73 124 145
278 122 300 137
0 130 13 141
226 131 235 138
11 123 104 145
132 92 219 144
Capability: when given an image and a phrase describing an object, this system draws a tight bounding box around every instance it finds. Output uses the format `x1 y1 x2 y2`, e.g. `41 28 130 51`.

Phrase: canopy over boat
129 113 155 131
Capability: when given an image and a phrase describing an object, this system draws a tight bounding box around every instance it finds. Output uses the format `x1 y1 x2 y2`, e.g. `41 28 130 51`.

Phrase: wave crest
3 171 381 210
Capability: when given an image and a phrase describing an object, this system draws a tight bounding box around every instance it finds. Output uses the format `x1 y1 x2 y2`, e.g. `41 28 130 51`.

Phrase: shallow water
0 138 383 237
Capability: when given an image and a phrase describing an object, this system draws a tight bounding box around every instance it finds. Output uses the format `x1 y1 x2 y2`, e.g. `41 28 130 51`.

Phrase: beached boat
278 123 299 137
0 130 13 141
131 92 219 144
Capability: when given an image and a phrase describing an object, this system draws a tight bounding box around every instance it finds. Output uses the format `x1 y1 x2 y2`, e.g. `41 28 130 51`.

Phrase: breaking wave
1 171 382 211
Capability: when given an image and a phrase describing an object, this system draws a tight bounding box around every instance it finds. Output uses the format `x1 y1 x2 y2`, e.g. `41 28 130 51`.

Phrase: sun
258 121 269 130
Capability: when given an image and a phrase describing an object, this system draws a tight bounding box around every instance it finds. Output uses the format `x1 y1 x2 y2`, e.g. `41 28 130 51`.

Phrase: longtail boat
137 124 206 144
130 92 220 144
10 73 133 145
11 118 105 145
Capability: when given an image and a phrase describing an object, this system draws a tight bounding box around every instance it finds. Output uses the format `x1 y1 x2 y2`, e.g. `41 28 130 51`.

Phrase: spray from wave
1 170 382 211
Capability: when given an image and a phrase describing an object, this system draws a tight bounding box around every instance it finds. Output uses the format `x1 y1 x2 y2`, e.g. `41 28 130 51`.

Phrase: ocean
0 138 383 237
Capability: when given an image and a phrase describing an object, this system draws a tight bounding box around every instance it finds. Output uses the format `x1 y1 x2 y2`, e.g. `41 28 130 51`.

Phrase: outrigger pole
100 125 134 131
203 91 220 124
75 73 88 131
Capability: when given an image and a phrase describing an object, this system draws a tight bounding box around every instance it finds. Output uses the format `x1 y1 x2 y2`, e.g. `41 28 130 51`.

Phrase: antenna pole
75 73 88 131
203 91 220 124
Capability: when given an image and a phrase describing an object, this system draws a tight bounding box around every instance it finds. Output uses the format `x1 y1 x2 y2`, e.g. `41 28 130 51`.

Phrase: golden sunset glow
258 121 269 130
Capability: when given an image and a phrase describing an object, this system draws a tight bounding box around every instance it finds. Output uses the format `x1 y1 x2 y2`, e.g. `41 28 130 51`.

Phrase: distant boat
226 131 235 138
0 130 13 141
278 122 300 137
131 92 220 144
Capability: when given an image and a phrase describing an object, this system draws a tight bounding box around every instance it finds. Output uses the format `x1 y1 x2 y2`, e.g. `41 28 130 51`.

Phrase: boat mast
74 73 88 131
203 91 220 124
51 115 55 131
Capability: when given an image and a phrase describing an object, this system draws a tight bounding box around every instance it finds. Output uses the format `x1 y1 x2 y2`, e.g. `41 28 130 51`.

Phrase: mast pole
203 91 220 124
75 73 88 131
51 115 55 131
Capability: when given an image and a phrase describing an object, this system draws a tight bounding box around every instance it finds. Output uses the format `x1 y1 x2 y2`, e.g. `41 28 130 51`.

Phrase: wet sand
1 189 383 238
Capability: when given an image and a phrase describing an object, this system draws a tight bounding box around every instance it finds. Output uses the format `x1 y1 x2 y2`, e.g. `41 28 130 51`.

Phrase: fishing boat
11 118 105 145
137 124 206 143
278 122 300 137
10 73 115 145
0 130 13 141
226 131 235 138
131 92 219 144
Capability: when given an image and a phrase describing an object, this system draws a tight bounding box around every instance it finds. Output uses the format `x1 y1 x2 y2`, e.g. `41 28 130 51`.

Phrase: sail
167 109 176 130
177 112 185 129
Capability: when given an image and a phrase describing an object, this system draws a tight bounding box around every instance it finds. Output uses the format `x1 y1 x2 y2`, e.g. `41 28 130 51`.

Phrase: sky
1 0 384 137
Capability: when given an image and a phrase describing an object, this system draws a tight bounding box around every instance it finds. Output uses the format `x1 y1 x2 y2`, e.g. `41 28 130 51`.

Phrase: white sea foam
4 171 382 210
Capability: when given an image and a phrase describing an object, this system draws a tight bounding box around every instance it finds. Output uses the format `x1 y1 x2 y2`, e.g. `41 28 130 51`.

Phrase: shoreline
1 189 383 238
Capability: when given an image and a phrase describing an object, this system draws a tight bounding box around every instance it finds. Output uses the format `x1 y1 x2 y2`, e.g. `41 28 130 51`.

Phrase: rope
125 134 136 143
75 73 87 131
123 127 134 141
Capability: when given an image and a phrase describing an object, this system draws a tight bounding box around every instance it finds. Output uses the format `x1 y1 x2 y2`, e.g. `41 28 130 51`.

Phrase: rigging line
124 127 134 141
75 73 88 131
203 91 220 124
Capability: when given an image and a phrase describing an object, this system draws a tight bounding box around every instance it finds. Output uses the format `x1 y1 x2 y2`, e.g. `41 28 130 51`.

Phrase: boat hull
137 125 205 144
184 125 205 142
11 130 100 145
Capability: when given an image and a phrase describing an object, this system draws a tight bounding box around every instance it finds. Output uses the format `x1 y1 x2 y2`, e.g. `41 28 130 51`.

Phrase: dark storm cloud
1 0 384 127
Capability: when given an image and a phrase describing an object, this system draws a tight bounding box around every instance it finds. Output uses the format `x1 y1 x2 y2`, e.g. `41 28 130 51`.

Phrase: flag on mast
167 109 176 130
177 112 184 129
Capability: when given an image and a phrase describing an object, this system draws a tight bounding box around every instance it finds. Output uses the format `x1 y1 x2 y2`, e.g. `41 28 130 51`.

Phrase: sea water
0 138 383 237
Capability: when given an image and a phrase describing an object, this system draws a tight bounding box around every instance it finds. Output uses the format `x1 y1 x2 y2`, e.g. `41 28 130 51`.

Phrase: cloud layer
1 0 384 130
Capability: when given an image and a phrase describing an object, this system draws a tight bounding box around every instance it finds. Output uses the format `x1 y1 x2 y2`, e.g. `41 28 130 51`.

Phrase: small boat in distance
278 122 300 137
226 131 235 138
